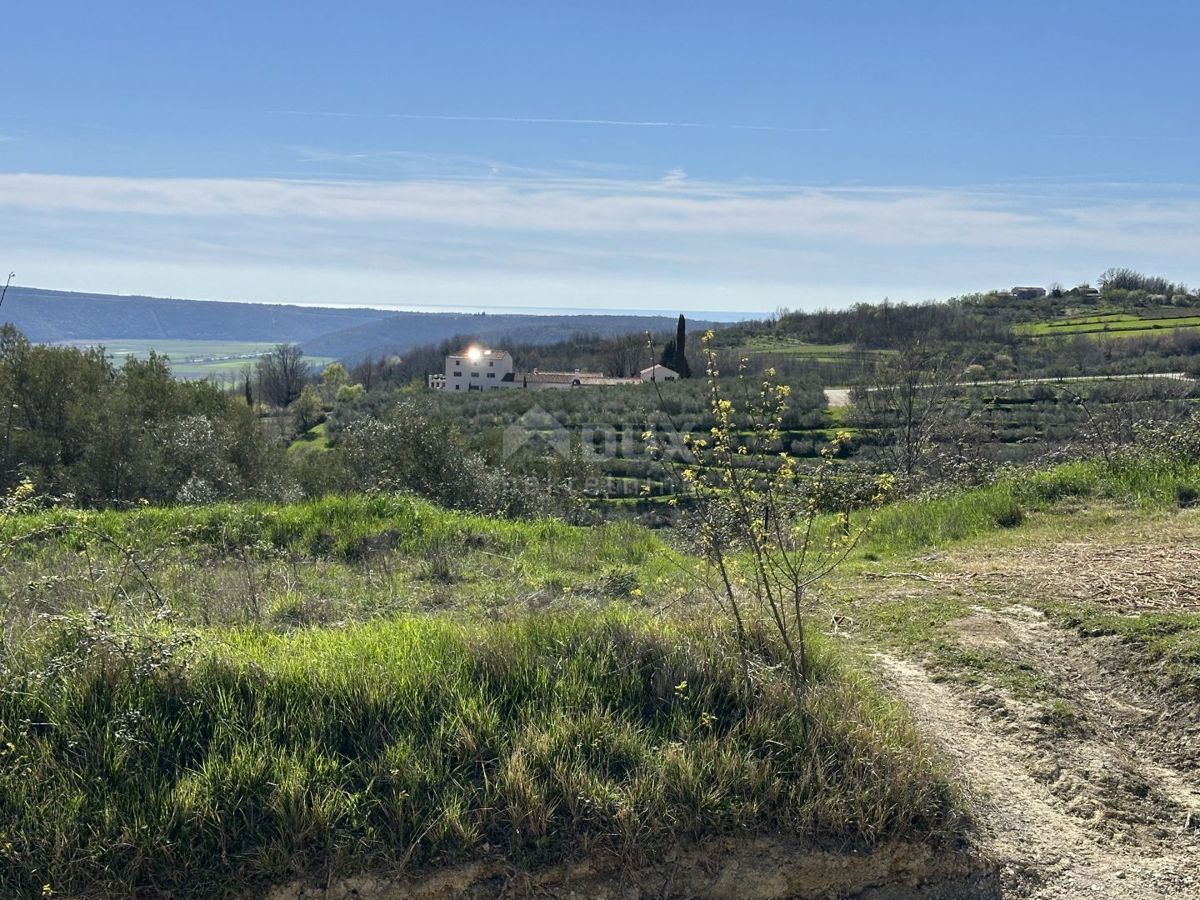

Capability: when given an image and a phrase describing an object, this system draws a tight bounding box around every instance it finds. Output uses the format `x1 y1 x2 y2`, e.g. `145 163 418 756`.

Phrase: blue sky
3 1 1198 315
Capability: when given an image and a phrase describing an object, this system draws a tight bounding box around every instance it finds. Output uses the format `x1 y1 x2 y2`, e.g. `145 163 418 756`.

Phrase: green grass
287 422 331 455
1046 604 1200 698
850 456 1200 559
824 453 1200 704
826 405 851 425
725 337 891 364
1 493 653 562
1015 310 1200 339
0 612 958 899
6 449 1199 896
0 494 689 631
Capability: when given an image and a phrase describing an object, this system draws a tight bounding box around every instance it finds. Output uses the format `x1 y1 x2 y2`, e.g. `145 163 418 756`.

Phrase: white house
639 364 679 382
435 347 643 392
442 347 514 392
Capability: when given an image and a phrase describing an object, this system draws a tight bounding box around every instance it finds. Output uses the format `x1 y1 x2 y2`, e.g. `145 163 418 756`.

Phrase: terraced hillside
1015 309 1200 339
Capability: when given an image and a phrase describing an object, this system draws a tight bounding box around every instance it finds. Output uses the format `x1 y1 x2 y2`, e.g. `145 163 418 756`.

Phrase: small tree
319 362 351 404
256 344 310 408
650 332 888 687
291 384 323 436
850 342 971 490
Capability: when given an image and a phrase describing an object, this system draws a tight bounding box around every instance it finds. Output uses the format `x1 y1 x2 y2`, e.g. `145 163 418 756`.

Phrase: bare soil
863 514 1200 898
265 838 991 900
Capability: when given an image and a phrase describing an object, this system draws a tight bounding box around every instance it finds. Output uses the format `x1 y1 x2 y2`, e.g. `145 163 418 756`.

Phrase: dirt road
859 522 1200 898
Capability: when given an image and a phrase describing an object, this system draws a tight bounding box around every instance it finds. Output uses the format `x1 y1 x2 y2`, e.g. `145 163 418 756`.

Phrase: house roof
640 364 679 376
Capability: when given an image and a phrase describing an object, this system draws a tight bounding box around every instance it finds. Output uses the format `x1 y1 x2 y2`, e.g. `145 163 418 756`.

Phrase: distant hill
303 312 710 364
0 287 390 344
0 286 713 365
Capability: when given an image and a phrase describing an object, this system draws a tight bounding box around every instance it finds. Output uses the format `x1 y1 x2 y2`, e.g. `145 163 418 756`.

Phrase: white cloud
1 169 1197 312
0 172 1197 256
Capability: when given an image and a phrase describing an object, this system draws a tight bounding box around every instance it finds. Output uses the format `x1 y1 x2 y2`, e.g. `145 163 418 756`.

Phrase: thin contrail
266 109 834 134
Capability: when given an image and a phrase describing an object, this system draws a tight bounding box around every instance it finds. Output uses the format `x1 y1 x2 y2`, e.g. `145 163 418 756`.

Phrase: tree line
0 325 280 505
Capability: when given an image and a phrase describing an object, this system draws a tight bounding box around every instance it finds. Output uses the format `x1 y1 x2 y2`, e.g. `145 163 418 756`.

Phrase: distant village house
639 364 679 382
430 347 647 392
1011 286 1047 300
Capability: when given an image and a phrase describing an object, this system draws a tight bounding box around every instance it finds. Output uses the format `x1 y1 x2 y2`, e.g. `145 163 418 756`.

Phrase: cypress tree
675 314 691 378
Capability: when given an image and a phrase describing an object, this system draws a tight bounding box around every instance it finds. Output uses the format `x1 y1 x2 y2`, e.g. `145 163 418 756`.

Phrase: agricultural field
731 337 888 363
400 371 1198 511
57 339 336 380
1015 309 1200 339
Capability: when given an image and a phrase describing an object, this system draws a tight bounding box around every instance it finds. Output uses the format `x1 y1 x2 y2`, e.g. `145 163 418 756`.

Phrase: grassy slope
287 422 331 456
0 494 960 899
0 615 954 898
4 455 1195 897
854 455 1200 558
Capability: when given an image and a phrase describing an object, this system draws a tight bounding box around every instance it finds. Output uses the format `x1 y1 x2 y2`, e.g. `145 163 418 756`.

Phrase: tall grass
1 493 660 565
857 456 1200 557
0 494 686 632
0 612 956 898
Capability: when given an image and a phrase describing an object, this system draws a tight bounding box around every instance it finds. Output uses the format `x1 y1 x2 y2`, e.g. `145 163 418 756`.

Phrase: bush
1176 484 1200 508
993 499 1025 528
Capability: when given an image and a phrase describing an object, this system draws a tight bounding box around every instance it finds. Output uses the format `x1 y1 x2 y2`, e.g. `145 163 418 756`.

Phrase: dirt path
880 652 1198 898
865 523 1200 898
